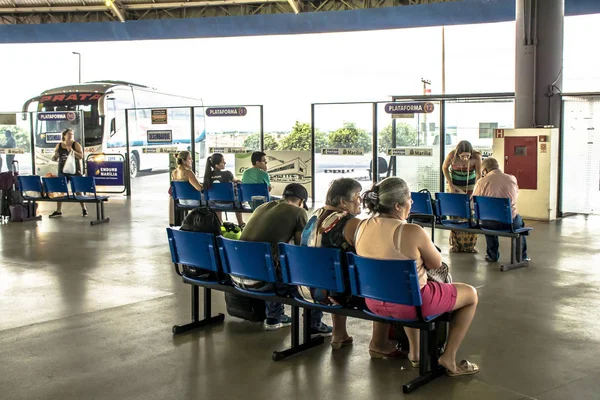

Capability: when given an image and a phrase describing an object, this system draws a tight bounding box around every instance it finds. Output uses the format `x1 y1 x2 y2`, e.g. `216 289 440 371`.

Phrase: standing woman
203 153 244 227
442 140 482 253
49 128 87 218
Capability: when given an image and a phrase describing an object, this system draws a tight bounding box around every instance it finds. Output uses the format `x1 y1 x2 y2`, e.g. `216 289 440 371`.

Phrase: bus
22 80 206 178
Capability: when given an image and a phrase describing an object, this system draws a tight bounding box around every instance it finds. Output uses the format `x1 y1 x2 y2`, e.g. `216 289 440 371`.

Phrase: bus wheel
130 153 139 178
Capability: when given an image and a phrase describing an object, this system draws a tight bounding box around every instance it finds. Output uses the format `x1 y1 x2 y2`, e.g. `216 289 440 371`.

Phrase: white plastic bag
63 151 77 175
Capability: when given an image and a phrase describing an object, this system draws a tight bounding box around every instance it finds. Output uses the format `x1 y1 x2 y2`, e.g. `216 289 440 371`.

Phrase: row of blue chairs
171 181 270 225
17 175 110 225
409 191 532 271
167 227 449 394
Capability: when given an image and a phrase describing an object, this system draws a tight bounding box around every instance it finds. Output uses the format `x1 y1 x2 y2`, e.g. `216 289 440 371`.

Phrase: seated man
242 151 272 192
231 183 332 334
472 157 529 262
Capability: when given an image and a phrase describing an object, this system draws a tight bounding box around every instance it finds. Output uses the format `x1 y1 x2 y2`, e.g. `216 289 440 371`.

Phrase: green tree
328 122 372 152
378 122 418 153
242 132 278 150
278 121 328 152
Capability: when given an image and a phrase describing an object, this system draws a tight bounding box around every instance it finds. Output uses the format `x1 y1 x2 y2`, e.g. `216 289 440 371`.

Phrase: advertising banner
86 154 125 186
235 150 312 199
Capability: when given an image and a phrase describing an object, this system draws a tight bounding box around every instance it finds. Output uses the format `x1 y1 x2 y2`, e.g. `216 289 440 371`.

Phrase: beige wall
492 128 559 221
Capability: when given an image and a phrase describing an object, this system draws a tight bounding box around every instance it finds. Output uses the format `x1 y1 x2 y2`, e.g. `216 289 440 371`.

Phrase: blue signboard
206 107 248 117
87 155 125 186
384 102 435 114
37 111 78 121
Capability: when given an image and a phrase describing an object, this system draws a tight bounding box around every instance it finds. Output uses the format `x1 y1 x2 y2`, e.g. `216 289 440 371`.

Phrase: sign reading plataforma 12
321 148 364 156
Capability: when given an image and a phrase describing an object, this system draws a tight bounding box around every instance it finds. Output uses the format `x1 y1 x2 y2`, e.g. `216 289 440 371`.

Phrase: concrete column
515 0 564 128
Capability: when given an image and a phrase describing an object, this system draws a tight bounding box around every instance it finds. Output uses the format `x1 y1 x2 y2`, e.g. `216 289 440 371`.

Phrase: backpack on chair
179 207 222 280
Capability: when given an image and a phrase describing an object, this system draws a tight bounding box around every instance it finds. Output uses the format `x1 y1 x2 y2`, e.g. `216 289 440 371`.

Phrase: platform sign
387 148 433 157
142 146 178 154
206 107 248 117
384 102 435 115
321 148 364 156
209 147 248 154
151 109 168 124
0 148 24 154
37 111 77 121
87 154 125 186
147 130 173 144
392 113 414 119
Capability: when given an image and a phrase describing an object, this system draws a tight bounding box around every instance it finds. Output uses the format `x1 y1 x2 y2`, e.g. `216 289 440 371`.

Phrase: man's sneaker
524 257 531 262
310 322 333 337
264 315 292 331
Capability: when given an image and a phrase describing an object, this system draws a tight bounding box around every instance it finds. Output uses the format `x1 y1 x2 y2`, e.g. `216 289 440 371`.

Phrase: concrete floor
1 173 600 399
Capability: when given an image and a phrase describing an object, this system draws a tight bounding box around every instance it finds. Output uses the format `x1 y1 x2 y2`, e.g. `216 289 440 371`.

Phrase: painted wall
492 128 559 221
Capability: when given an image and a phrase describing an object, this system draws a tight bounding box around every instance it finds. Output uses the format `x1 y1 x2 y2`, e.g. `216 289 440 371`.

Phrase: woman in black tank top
49 129 87 218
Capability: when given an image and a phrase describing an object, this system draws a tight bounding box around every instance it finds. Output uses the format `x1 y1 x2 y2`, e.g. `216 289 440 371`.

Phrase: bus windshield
36 101 104 147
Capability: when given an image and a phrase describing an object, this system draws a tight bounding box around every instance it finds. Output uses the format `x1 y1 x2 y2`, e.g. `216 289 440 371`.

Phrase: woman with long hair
49 128 87 218
169 151 203 225
442 140 482 253
203 153 244 227
356 177 480 376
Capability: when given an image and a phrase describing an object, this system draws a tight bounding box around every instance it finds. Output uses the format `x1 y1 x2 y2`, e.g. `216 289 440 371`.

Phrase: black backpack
180 207 222 236
179 207 222 279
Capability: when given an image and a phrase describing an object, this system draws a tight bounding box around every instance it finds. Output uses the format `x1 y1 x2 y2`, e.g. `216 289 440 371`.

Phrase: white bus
22 80 206 178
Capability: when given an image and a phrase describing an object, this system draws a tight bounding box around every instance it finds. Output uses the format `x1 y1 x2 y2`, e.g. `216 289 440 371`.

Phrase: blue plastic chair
166 227 221 283
42 177 71 199
473 196 533 235
171 181 202 208
217 236 278 296
70 176 108 200
278 243 345 309
238 183 270 203
434 192 472 229
346 253 439 322
205 182 236 205
410 192 434 215
17 176 44 200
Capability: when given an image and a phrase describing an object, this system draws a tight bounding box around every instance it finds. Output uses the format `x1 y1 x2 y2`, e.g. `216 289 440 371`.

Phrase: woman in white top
355 177 480 377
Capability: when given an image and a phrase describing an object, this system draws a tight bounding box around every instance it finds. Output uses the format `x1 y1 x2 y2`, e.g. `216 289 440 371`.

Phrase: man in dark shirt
232 183 331 334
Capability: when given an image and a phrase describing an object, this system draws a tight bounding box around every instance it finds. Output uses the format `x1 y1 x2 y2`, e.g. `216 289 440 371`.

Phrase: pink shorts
366 281 457 321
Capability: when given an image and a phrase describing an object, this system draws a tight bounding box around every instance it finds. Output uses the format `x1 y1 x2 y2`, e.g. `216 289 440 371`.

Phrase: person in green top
241 151 272 192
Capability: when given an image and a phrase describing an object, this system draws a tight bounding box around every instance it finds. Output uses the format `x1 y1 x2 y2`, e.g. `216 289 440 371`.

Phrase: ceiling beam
0 0 285 13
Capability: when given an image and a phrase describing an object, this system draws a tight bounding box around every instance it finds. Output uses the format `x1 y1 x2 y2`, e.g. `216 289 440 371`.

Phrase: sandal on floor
49 211 62 218
409 359 419 368
369 347 408 360
446 360 479 377
331 336 353 350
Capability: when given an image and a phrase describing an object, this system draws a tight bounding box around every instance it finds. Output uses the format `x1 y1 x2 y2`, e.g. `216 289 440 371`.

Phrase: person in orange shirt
472 157 529 262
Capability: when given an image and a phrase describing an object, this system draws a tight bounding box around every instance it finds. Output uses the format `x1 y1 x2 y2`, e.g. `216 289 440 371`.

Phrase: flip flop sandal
446 360 480 377
331 336 353 350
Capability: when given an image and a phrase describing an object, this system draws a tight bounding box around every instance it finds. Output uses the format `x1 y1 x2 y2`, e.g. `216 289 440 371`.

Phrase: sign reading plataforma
321 148 364 156
387 148 433 157
209 147 249 154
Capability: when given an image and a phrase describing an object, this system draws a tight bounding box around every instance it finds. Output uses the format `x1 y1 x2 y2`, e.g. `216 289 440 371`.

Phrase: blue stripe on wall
0 0 598 44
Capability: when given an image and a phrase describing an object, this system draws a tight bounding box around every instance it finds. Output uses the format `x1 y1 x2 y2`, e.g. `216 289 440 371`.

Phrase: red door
504 136 538 190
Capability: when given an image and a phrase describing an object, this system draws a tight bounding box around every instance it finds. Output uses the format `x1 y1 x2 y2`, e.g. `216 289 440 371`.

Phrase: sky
1 14 599 132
